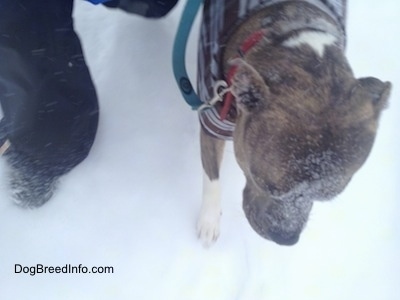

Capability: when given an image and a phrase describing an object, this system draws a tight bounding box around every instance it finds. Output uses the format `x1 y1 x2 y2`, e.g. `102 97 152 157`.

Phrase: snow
0 0 399 299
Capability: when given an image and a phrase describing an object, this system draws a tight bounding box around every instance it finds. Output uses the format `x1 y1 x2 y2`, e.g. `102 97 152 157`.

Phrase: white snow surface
0 0 399 299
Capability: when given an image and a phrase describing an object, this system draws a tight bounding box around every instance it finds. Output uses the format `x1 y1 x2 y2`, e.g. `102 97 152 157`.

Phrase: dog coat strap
219 29 268 120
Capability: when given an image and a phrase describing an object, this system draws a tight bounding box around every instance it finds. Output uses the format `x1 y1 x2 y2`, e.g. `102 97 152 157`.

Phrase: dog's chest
197 0 346 140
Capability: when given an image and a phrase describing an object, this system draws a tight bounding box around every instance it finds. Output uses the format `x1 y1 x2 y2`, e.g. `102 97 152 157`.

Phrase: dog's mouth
242 184 313 246
243 197 271 240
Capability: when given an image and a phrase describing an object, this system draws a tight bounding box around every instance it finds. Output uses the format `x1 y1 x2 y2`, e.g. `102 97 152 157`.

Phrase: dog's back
197 0 346 140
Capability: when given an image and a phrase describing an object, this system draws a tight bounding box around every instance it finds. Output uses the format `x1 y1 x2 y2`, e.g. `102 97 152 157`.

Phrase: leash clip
198 80 231 112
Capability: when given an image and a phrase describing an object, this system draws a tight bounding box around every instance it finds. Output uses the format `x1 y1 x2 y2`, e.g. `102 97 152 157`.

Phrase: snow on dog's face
230 47 391 245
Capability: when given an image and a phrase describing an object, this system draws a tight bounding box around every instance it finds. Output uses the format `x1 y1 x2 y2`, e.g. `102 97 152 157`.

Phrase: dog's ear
352 77 391 115
229 58 270 112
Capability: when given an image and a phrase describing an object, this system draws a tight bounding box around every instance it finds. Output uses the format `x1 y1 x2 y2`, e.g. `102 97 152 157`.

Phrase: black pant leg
0 0 99 206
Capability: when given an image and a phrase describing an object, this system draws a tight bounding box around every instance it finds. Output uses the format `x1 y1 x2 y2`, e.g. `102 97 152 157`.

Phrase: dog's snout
268 230 300 246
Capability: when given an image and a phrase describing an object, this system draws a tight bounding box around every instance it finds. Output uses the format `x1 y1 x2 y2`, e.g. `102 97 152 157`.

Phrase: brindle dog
197 0 391 246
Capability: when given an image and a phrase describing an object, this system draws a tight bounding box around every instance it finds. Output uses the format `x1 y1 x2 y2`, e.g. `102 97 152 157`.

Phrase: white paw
197 207 221 248
198 172 222 247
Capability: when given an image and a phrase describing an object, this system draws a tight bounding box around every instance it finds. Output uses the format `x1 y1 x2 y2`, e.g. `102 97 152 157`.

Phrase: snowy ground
0 1 399 299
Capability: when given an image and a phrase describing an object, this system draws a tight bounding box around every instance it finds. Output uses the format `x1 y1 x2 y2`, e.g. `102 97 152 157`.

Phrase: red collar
219 29 267 120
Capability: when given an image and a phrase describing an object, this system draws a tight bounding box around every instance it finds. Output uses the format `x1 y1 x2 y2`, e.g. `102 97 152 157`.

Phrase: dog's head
230 46 391 245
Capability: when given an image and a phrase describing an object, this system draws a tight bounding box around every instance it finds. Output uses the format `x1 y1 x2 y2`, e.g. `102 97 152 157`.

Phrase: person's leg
0 0 99 207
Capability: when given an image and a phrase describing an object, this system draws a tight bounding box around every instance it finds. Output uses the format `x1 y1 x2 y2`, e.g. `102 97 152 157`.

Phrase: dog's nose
268 230 300 246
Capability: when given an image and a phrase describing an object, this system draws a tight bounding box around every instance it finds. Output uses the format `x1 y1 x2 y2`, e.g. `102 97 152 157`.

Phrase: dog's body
196 0 391 246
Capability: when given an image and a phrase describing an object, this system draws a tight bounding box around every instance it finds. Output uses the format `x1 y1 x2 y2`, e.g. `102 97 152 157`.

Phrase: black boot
5 147 59 208
103 0 178 18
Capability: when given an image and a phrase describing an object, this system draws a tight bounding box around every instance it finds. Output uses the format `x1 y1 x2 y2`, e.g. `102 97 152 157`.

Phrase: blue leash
172 0 203 110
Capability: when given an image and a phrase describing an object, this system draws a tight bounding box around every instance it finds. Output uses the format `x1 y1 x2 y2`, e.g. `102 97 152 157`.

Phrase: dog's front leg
197 127 225 247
